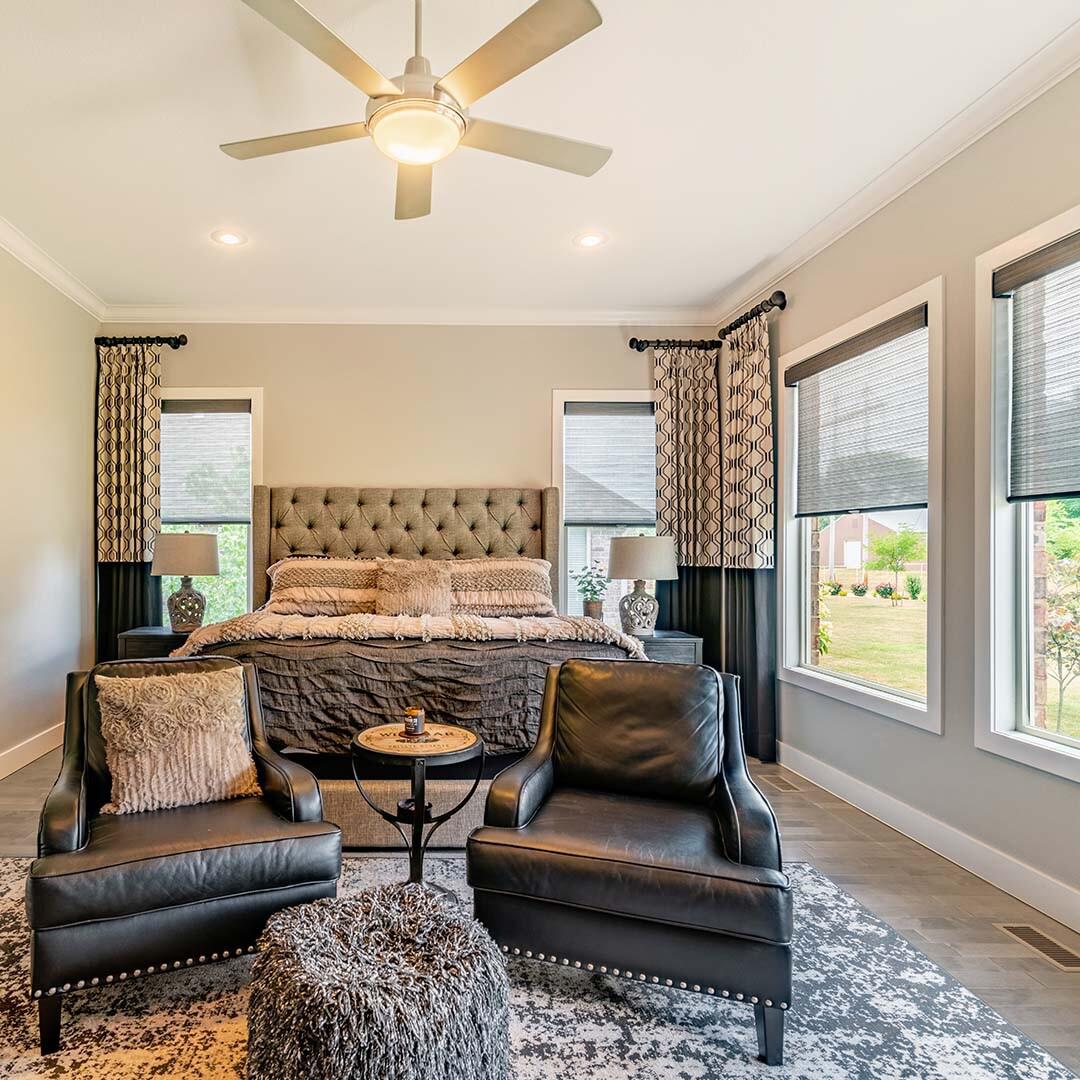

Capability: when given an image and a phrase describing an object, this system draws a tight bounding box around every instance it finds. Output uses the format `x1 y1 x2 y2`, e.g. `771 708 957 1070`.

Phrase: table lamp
151 531 220 632
607 535 679 637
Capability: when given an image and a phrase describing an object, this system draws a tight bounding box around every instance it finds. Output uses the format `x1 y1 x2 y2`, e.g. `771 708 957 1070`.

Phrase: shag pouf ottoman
246 883 510 1080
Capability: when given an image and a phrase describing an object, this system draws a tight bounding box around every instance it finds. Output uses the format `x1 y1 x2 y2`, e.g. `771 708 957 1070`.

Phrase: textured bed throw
94 666 261 814
175 611 646 659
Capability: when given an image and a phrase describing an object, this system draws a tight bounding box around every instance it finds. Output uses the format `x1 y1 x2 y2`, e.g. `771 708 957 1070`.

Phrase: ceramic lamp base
618 579 659 637
167 576 207 633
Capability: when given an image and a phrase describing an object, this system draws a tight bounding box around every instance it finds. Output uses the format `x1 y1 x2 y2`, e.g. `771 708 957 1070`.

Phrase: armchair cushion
467 788 792 945
26 797 340 931
552 659 721 803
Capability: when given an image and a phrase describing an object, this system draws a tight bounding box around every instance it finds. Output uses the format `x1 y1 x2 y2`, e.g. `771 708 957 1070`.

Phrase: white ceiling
2 1 1080 323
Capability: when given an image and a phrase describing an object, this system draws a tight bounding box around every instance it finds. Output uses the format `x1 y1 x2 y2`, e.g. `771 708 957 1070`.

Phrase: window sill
974 723 1080 784
778 664 942 734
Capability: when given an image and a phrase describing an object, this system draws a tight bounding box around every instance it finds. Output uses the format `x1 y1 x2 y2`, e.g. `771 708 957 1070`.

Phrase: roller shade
160 400 252 524
790 306 929 518
998 242 1080 503
563 402 656 526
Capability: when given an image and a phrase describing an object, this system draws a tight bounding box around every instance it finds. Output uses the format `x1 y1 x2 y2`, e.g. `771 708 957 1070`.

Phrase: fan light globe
368 99 465 166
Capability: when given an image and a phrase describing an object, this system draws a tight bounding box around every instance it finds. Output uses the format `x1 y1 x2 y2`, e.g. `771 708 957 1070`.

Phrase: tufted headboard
251 486 561 608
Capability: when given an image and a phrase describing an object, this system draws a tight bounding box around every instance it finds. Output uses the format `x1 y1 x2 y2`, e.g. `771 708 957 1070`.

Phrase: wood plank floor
3 751 1078 1072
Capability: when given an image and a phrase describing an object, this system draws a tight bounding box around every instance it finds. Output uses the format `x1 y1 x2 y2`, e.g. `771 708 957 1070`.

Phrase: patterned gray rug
0 856 1072 1079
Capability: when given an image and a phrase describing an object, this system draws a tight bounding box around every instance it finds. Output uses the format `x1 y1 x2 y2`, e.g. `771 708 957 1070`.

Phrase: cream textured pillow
449 557 556 617
264 556 380 615
95 666 261 814
375 560 453 617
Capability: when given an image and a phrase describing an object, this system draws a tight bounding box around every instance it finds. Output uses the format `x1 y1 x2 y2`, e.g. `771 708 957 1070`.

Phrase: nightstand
117 626 189 659
639 630 704 664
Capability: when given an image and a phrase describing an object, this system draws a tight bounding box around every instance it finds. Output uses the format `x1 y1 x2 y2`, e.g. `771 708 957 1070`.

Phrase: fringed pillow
449 557 556 617
263 556 381 616
94 666 261 814
375 560 453 617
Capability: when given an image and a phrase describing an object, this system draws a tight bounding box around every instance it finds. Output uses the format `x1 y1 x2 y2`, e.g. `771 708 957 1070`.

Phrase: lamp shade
151 532 220 577
607 535 678 582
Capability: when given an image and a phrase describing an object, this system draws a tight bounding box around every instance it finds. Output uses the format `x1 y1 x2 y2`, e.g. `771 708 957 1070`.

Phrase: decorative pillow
94 666 261 814
264 556 380 615
449 557 556 617
375 560 453 617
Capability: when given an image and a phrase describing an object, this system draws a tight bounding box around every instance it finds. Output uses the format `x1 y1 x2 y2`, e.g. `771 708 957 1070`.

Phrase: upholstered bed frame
251 486 561 609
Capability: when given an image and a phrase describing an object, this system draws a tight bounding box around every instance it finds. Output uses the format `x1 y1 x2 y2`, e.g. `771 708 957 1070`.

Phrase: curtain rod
94 334 188 350
627 290 787 352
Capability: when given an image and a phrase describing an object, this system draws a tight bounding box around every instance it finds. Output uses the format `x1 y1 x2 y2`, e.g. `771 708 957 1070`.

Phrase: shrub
851 582 869 597
824 580 843 596
906 574 923 600
874 582 895 599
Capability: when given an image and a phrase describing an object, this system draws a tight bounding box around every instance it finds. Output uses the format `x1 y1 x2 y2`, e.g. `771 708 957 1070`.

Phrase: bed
175 486 644 846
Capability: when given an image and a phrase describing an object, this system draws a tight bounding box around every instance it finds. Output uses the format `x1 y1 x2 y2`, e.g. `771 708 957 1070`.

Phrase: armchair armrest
484 665 559 828
38 673 89 857
714 673 783 871
242 663 324 823
251 739 325 823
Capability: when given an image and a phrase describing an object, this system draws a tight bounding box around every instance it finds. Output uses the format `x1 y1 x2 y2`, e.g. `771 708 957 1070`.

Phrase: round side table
350 723 486 898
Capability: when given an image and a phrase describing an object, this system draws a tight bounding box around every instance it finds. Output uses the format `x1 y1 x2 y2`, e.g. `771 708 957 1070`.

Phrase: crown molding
705 17 1080 327
99 303 714 328
0 215 106 320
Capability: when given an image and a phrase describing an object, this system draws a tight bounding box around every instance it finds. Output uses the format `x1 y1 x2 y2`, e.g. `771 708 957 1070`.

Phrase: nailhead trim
498 944 789 1010
29 941 261 999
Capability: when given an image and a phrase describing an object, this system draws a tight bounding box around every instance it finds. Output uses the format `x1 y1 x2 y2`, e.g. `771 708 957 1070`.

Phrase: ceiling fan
220 0 611 220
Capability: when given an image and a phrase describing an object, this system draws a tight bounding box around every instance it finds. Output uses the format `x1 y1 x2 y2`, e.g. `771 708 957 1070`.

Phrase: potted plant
571 562 607 620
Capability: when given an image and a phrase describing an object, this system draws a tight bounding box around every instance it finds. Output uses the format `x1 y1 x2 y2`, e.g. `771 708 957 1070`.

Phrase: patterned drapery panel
95 344 162 562
654 348 724 567
653 315 774 569
722 314 775 569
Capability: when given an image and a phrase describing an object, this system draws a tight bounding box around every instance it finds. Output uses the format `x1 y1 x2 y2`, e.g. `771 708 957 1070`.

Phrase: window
977 212 1080 778
779 280 943 732
553 393 656 623
159 390 261 624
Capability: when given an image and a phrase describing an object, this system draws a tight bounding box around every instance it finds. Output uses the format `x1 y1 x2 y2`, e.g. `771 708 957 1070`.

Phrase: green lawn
815 594 927 697
816 594 1080 740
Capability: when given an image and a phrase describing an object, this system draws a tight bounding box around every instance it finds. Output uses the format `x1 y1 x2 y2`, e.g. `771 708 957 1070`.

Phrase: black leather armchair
26 656 342 1055
467 659 792 1066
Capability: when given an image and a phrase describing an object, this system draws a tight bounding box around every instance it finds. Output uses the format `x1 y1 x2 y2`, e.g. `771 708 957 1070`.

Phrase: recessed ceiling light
210 229 247 247
573 230 608 250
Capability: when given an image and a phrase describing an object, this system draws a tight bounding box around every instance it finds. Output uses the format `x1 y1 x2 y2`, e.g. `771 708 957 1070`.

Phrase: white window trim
551 388 655 614
777 278 944 735
161 386 264 610
975 204 1080 783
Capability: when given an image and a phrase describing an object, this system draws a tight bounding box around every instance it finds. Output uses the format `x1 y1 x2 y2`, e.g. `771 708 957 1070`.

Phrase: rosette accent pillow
94 665 261 814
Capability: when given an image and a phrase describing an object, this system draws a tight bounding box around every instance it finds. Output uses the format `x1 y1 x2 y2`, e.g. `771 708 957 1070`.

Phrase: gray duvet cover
207 637 630 754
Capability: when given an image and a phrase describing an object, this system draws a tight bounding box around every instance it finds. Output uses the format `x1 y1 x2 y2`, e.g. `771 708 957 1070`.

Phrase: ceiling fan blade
220 121 369 159
461 118 611 176
436 0 601 108
395 164 432 220
240 0 400 98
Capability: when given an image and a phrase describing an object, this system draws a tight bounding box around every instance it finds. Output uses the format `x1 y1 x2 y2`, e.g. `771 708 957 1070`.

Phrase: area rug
0 857 1072 1079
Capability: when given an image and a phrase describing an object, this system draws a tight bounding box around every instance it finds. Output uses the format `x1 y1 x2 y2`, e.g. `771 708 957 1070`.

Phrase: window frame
160 386 264 611
551 388 656 615
975 204 1080 782
778 278 944 734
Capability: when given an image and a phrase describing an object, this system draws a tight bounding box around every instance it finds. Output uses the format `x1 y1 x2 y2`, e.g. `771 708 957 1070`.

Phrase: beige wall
0 249 97 775
770 67 1080 895
103 323 700 488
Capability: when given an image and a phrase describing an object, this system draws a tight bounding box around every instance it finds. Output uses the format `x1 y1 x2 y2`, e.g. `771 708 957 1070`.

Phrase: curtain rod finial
769 290 787 311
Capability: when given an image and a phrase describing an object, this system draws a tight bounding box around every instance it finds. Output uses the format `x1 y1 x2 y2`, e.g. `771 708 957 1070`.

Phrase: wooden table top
353 723 480 759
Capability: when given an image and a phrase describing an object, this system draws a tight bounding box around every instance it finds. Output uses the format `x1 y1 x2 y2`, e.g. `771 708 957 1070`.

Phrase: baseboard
0 723 62 782
777 740 1080 933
